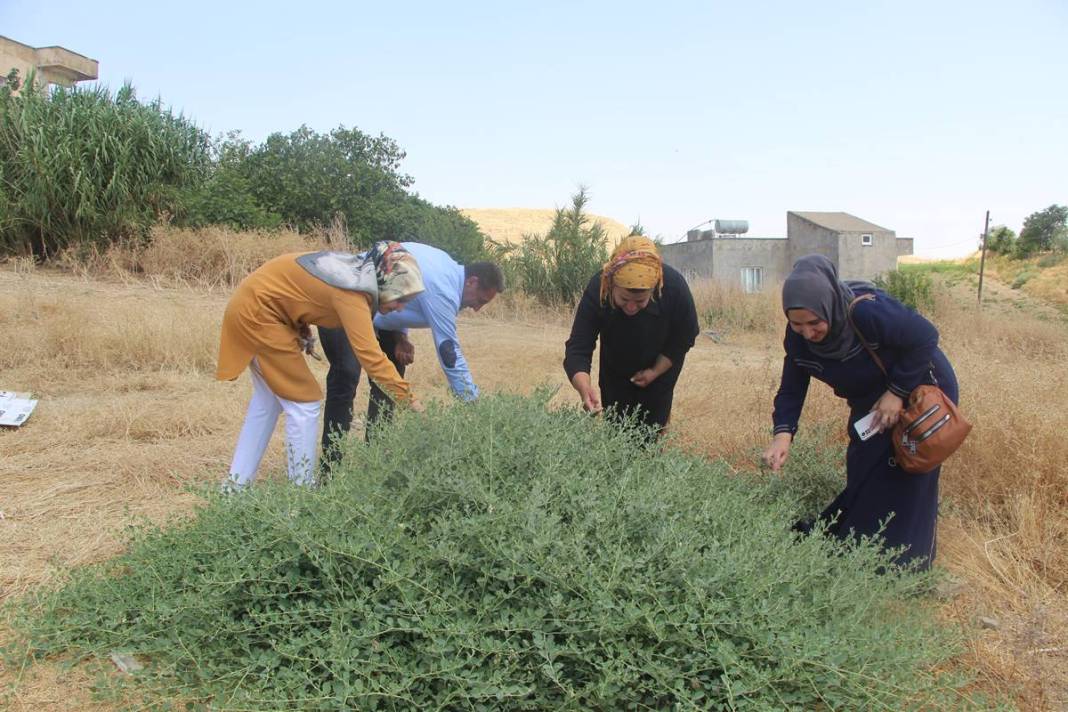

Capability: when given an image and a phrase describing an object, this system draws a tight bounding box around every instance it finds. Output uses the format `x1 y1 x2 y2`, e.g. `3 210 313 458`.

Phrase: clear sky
4 0 1065 255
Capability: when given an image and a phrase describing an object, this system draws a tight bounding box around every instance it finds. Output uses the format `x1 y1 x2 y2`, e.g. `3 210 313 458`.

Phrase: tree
240 125 413 241
178 131 281 230
983 225 1016 255
1017 204 1068 256
400 198 487 264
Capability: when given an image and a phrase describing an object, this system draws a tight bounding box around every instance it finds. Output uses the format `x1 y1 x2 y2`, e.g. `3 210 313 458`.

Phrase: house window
861 233 873 246
740 267 763 293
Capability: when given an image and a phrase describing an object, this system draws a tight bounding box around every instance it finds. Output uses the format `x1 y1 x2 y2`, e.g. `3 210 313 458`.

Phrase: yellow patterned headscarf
599 235 664 303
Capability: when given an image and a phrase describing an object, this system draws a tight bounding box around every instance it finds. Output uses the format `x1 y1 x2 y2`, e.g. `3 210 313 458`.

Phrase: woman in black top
563 236 700 437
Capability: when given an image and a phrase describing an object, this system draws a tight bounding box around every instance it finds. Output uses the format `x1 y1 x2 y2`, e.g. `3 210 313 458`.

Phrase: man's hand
394 336 415 366
630 369 658 388
762 432 793 472
409 398 426 413
871 390 905 433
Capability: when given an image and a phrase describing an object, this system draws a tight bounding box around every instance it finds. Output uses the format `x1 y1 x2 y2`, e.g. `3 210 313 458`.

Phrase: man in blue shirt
317 242 505 464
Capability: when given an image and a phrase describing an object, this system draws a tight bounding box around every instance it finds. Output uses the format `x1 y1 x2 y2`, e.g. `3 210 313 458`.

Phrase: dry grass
49 222 345 292
1 243 1066 709
986 253 1068 309
461 207 631 246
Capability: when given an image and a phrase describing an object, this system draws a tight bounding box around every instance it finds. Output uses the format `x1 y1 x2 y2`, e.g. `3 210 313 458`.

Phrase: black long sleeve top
563 265 700 390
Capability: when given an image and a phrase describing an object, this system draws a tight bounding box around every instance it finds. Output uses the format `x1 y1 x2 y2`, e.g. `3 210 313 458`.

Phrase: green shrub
983 225 1016 255
5 395 976 710
744 425 846 523
1037 253 1066 269
0 79 210 257
875 269 935 312
178 126 488 262
178 132 282 231
1012 270 1036 289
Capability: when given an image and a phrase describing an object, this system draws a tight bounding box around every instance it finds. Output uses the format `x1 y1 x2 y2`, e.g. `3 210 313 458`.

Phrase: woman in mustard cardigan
217 242 424 489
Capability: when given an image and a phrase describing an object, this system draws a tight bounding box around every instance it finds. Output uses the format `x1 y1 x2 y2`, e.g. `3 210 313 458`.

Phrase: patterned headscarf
369 241 424 304
599 235 664 304
781 254 874 360
296 241 424 311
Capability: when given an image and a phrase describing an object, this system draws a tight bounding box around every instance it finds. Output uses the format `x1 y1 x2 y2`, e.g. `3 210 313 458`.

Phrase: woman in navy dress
761 255 959 570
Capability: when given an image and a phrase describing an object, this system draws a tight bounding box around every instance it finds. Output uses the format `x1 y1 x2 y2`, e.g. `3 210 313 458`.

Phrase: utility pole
977 210 990 305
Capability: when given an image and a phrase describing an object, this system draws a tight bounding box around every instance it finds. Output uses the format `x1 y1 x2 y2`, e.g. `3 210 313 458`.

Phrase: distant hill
461 208 631 247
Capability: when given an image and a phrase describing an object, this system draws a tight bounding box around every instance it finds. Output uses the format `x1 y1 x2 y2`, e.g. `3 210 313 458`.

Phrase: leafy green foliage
397 196 487 264
178 132 282 231
983 225 1017 255
744 425 846 524
875 269 935 312
5 395 977 710
178 125 487 262
1017 204 1068 256
239 124 412 240
0 82 487 263
0 81 211 257
1011 270 1037 289
498 188 610 305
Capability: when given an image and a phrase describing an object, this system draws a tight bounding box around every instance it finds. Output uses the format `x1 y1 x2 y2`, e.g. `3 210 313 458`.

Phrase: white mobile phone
853 411 879 441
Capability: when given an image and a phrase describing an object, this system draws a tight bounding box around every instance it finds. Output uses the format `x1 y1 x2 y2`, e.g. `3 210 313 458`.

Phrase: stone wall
660 239 718 280
710 238 789 287
786 213 839 267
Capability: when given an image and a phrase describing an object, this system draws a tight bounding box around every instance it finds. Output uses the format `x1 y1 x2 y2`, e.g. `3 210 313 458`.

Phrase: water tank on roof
714 219 749 235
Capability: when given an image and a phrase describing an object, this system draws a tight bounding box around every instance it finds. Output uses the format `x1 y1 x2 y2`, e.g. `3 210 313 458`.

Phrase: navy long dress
772 289 959 570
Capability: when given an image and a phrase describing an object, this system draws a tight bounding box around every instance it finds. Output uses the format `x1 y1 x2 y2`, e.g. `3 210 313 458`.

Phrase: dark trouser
318 326 406 467
599 375 676 441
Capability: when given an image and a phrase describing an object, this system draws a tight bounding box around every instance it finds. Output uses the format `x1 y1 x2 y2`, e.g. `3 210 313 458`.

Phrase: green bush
499 188 610 305
5 396 977 710
1011 270 1036 289
179 126 488 262
874 269 935 312
177 132 282 231
1037 253 1066 269
983 225 1016 255
0 78 211 257
743 425 846 524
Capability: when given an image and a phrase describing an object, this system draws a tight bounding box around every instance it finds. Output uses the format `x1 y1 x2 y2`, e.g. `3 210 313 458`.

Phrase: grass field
1 231 1066 709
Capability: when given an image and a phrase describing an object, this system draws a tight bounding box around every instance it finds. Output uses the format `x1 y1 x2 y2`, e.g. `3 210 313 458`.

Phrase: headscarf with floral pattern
599 235 664 304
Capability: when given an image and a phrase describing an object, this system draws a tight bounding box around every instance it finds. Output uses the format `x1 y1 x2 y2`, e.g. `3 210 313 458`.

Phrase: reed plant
0 81 210 257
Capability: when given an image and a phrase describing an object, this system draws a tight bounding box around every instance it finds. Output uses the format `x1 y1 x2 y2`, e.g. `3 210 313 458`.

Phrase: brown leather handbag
848 295 972 474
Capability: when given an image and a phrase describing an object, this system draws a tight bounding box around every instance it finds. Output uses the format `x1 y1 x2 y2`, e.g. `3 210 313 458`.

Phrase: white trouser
228 360 320 487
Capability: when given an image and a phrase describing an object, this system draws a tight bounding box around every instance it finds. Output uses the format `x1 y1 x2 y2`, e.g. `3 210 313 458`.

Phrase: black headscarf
781 254 874 360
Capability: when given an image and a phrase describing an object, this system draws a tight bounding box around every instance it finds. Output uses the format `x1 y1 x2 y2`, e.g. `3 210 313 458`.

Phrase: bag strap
846 294 888 376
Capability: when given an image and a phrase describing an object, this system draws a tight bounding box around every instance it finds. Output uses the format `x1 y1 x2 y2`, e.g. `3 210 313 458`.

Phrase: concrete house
660 211 914 292
1 35 98 93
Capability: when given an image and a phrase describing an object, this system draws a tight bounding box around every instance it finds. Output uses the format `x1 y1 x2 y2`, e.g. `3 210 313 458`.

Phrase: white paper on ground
0 391 38 427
